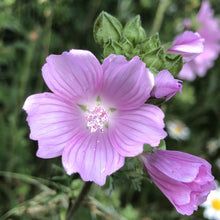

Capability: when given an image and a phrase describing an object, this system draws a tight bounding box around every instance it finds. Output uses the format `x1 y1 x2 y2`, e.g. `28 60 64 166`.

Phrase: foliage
93 12 183 76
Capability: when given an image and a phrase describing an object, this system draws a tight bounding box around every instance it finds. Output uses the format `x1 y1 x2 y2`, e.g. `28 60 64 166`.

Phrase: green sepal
156 140 166 150
164 53 183 77
93 11 123 45
143 144 154 153
140 33 161 53
141 47 164 71
96 96 101 102
103 38 123 57
141 48 183 76
162 41 174 51
110 108 116 112
77 104 87 112
123 15 146 45
146 97 166 106
121 37 133 53
148 67 158 76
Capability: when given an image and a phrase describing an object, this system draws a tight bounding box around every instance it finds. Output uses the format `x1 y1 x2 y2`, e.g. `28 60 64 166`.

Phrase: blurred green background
0 0 220 219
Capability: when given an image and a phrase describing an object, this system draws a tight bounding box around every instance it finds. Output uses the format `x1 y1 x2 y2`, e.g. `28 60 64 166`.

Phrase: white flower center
85 105 109 133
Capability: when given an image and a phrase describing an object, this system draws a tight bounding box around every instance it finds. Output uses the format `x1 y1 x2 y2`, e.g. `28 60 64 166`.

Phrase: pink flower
23 49 167 186
141 150 216 215
167 31 204 63
150 70 182 101
179 1 220 81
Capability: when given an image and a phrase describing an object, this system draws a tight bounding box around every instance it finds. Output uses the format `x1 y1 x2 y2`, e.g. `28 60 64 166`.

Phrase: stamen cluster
85 105 109 133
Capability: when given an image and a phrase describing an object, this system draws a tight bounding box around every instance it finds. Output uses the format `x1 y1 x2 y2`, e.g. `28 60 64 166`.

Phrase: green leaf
103 38 123 57
93 11 122 45
123 15 146 45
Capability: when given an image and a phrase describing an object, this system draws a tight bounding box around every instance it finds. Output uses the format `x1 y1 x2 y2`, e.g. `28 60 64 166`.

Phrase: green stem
151 0 171 34
18 40 36 104
65 182 93 220
8 33 37 171
35 10 53 93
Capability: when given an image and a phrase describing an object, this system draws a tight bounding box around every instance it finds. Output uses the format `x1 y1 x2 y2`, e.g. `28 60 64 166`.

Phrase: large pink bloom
23 49 167 186
179 1 220 81
141 150 216 215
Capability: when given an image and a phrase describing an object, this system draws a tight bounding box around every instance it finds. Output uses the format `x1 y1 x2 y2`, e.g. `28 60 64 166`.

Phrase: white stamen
85 105 109 133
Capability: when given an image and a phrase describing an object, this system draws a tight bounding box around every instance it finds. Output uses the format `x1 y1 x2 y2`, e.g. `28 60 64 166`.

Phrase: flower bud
123 15 146 45
141 150 216 215
151 70 182 101
93 11 123 45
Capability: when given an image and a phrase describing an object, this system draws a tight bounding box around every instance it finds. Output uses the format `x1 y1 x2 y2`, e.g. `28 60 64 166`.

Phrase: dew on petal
101 168 106 173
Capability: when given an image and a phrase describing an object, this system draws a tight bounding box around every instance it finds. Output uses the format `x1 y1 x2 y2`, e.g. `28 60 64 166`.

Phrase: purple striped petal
146 163 192 205
23 92 85 158
108 104 167 156
101 55 154 110
62 132 124 186
145 150 206 183
42 49 103 103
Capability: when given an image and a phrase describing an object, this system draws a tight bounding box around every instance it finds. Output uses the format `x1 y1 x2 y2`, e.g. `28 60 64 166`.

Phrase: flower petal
147 164 192 204
23 92 85 158
145 150 205 183
178 63 196 81
101 55 154 110
151 70 182 101
147 166 195 215
167 31 204 62
62 132 124 186
109 104 167 157
42 49 103 103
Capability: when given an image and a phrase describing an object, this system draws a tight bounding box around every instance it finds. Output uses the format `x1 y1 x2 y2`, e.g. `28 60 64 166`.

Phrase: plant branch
65 181 93 220
151 0 171 34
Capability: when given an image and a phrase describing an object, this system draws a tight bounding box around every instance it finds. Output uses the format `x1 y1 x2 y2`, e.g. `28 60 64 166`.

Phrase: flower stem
65 181 93 220
151 0 171 34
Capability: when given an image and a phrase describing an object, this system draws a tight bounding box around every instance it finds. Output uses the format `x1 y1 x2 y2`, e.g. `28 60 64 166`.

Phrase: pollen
211 198 220 210
85 105 109 133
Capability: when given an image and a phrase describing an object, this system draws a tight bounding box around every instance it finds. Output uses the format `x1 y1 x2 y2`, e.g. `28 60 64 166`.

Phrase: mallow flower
141 149 216 215
150 70 182 101
179 1 220 81
23 49 167 186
